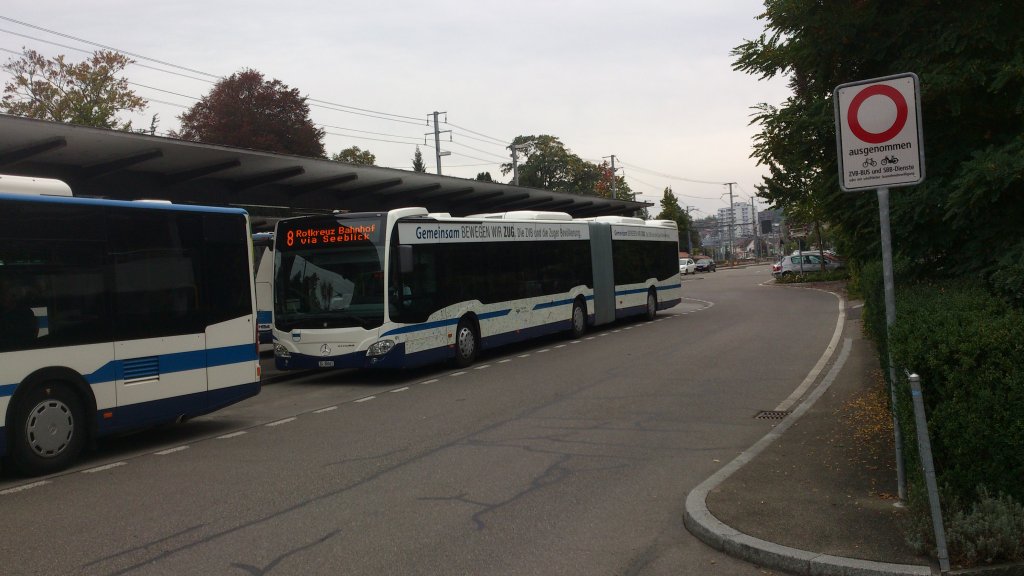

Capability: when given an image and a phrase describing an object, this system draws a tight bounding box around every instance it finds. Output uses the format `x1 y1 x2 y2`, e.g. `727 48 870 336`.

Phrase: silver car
771 254 844 277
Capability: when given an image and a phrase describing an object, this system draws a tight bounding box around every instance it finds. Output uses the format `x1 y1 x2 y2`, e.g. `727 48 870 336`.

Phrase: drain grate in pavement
755 410 791 420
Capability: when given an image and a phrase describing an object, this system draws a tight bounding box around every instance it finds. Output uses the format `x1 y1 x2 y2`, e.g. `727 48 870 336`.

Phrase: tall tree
174 69 325 157
2 49 147 130
412 146 427 172
332 145 375 165
656 186 697 251
475 172 494 182
733 1 1024 282
500 135 623 196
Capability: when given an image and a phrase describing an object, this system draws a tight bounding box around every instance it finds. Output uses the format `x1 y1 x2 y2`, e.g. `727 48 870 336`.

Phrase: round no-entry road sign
834 73 924 191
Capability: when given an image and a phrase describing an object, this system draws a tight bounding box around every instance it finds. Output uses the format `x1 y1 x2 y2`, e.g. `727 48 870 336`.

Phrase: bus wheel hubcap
27 400 73 457
459 328 474 357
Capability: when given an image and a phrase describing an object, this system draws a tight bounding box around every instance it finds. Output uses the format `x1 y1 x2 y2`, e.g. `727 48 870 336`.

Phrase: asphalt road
0 265 841 576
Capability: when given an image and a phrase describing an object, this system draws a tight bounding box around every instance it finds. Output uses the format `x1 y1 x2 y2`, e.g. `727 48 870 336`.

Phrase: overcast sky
1 2 791 217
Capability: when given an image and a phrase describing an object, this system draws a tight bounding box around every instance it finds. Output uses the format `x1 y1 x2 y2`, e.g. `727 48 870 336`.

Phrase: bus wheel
10 383 86 476
645 289 658 321
454 317 479 367
570 298 587 339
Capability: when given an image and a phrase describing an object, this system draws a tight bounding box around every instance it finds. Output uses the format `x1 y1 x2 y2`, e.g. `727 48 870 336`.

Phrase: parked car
772 254 844 277
679 257 696 275
695 258 716 272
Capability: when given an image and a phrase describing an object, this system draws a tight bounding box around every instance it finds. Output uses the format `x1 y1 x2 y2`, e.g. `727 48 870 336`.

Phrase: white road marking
421 378 439 384
155 446 189 455
314 406 338 413
83 462 126 474
450 371 467 377
266 417 297 427
390 386 410 393
1 481 49 495
355 396 376 403
218 431 247 439
474 365 490 370
498 359 512 364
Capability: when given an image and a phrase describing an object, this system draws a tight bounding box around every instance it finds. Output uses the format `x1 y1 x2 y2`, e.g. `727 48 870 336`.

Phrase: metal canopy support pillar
878 186 907 501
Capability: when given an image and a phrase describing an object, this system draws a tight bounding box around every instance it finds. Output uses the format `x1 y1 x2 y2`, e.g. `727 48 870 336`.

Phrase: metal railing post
908 372 951 573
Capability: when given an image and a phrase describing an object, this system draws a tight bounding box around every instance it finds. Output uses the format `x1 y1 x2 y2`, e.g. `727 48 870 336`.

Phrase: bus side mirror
399 245 414 274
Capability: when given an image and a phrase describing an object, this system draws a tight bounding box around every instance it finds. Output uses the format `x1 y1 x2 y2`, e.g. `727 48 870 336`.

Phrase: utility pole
751 197 760 259
685 206 696 255
725 182 736 262
426 111 451 175
508 141 533 186
603 155 618 198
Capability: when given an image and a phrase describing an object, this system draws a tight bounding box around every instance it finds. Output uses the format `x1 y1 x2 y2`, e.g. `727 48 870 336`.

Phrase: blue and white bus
271 208 680 371
0 179 261 476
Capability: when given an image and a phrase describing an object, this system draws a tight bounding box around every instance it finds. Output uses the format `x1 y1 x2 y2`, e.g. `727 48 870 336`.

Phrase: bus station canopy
0 115 649 230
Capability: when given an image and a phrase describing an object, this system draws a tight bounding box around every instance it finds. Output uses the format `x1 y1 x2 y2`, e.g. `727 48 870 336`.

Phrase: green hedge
862 263 1024 563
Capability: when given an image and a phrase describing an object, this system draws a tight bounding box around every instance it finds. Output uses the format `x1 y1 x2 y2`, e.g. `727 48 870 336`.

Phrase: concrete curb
682 292 935 576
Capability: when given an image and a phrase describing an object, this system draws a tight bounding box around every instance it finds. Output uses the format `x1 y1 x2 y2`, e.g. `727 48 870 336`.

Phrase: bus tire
570 297 587 339
645 289 658 321
454 316 479 368
9 382 86 477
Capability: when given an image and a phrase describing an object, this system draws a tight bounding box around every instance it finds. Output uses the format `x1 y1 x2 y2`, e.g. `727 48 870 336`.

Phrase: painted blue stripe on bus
533 298 574 310
382 317 457 337
615 283 682 297
380 309 512 337
0 344 258 397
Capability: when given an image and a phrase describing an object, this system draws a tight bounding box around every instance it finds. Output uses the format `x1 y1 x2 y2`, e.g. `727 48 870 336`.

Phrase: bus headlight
367 339 395 357
274 343 291 358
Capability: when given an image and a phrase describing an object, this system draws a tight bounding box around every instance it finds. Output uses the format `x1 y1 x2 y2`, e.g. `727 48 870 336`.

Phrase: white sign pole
876 185 906 501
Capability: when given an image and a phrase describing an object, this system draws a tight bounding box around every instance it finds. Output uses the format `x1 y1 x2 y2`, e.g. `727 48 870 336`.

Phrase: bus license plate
318 360 335 368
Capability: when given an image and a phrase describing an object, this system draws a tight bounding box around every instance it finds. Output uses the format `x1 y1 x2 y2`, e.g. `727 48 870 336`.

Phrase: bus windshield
274 216 386 331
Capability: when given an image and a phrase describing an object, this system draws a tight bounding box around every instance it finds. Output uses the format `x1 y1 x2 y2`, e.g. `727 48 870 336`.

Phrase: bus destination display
281 221 380 249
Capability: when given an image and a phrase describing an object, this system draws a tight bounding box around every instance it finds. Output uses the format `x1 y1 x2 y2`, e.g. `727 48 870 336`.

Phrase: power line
323 131 424 147
319 124 422 142
617 159 729 186
0 16 218 79
0 17 425 126
441 120 507 145
450 131 510 149
448 140 509 162
127 81 200 101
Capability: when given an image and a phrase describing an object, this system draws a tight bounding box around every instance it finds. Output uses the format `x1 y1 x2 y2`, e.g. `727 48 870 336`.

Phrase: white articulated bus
0 181 261 476
271 208 680 371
